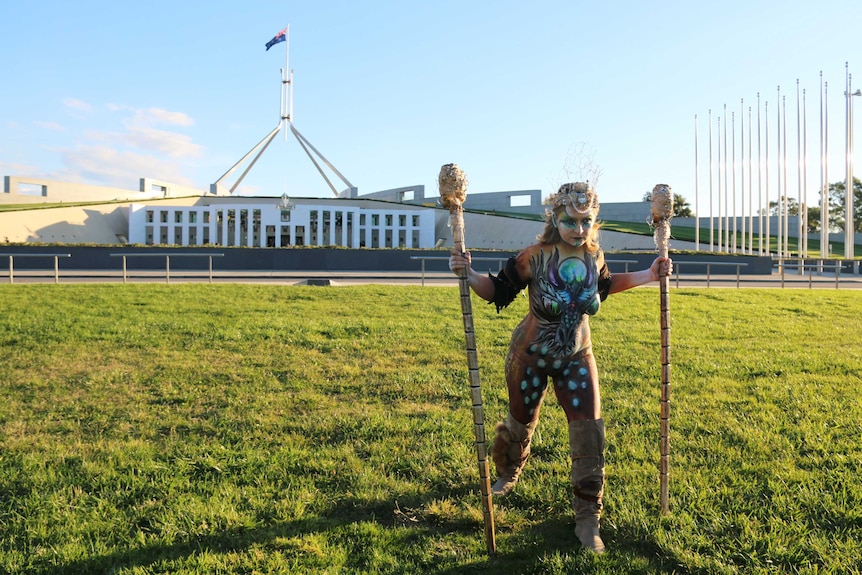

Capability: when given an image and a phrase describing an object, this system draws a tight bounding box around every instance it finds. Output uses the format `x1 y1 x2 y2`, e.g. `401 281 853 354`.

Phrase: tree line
643 177 862 232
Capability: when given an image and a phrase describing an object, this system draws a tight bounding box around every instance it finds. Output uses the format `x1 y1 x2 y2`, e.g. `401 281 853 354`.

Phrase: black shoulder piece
597 262 611 301
488 256 528 313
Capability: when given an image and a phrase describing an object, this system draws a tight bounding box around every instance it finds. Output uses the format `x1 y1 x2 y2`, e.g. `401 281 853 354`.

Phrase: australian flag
266 28 287 51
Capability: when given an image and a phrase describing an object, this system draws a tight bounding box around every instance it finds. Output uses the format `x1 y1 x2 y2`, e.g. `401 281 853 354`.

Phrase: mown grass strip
0 285 860 574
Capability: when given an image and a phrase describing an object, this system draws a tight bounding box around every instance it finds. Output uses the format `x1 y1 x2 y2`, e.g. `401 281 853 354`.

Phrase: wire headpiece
546 182 599 215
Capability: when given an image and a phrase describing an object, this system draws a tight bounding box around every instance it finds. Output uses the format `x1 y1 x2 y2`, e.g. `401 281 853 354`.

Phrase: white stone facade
128 202 435 248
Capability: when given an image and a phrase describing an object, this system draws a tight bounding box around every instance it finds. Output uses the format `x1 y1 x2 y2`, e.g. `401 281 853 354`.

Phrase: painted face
555 206 596 248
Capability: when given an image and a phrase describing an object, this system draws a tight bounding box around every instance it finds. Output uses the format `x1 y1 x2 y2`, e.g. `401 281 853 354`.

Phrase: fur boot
490 412 536 496
569 418 606 554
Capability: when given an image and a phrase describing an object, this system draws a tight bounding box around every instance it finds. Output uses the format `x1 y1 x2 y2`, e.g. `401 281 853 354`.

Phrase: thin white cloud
63 98 93 113
48 101 205 188
134 107 194 127
82 126 202 159
34 120 65 131
125 126 202 158
0 159 42 175
61 144 197 189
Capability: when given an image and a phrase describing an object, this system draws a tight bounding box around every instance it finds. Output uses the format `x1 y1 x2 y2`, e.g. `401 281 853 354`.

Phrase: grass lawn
1 284 860 574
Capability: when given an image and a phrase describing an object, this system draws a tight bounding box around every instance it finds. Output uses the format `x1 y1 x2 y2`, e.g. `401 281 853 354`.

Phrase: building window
160 211 168 223
412 215 420 227
399 214 406 227
146 210 154 223
189 211 197 224
17 182 47 196
175 212 183 224
385 214 393 227
510 194 533 207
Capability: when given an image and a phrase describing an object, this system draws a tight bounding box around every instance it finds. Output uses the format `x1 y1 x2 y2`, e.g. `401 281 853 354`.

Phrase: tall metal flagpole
281 25 291 140
732 110 737 253
796 78 805 260
438 164 496 556
695 115 700 250
739 100 744 254
717 115 723 251
724 105 730 251
803 88 809 258
765 100 771 255
775 86 784 260
709 109 715 252
845 63 858 260
749 104 754 254
784 94 790 259
820 70 829 254
758 94 764 254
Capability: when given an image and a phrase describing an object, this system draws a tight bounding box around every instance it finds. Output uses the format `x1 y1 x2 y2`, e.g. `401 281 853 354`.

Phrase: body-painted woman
449 182 672 554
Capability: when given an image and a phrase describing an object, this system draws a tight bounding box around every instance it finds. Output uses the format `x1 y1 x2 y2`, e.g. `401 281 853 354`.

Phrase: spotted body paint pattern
505 247 605 423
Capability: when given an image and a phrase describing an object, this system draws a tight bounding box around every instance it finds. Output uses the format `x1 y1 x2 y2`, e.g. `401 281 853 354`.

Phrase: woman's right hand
449 249 472 276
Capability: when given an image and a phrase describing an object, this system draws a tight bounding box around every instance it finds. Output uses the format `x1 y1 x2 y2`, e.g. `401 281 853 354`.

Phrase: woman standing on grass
449 182 672 554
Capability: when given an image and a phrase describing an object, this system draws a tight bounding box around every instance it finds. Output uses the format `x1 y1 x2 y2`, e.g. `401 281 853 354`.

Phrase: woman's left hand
651 257 673 280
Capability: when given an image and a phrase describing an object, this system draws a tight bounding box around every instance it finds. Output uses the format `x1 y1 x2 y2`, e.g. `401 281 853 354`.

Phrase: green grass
1 285 860 574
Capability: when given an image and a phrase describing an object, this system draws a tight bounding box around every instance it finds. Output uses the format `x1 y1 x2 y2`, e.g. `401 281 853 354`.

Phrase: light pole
845 63 860 260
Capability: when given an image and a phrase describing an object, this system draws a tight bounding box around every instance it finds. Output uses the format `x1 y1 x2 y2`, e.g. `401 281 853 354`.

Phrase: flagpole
803 88 808 258
775 86 784 261
709 109 715 252
757 93 763 255
765 100 770 255
739 99 744 254
797 80 803 261
283 25 291 140
823 78 829 257
717 114 723 251
695 114 700 250
820 74 829 260
749 104 754 254
724 104 729 251
783 94 789 259
732 108 737 253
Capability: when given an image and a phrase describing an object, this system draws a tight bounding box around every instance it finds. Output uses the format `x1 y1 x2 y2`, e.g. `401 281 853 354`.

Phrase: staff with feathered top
449 181 671 554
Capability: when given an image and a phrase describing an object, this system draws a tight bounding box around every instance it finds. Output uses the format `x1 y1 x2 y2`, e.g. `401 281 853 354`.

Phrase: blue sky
2 0 860 214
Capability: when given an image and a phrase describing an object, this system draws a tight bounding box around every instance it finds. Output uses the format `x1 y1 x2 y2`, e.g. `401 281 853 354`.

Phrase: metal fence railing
4 253 71 284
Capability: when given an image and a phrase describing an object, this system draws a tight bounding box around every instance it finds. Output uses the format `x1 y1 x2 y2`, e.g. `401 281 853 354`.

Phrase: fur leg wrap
490 412 536 496
569 418 606 554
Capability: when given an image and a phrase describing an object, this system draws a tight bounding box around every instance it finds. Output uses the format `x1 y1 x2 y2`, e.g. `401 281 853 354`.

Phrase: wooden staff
438 163 496 555
651 183 673 516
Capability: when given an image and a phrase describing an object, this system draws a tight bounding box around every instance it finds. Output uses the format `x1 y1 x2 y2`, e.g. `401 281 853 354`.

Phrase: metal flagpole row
693 64 857 259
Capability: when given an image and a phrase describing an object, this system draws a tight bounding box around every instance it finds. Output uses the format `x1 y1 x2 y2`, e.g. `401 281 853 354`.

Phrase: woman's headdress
545 182 599 215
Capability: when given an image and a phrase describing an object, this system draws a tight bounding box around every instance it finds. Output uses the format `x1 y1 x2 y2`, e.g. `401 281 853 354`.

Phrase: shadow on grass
29 493 693 575
26 492 476 575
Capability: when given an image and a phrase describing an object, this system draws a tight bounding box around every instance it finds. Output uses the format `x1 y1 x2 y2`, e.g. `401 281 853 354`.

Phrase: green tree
828 177 862 232
768 196 823 232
